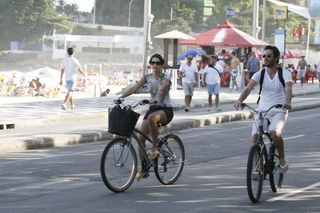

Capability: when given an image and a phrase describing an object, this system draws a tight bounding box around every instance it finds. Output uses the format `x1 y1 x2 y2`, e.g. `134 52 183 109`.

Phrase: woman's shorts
143 105 174 125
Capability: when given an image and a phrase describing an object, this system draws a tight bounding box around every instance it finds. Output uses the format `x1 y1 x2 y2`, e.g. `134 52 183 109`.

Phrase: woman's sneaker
136 170 149 181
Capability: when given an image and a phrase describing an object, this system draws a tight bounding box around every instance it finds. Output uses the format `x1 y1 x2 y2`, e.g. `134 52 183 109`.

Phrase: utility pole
128 0 135 27
262 0 266 41
93 0 96 24
142 0 152 75
253 0 259 38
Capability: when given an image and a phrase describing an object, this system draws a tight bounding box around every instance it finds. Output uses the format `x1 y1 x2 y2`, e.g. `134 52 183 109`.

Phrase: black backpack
257 67 285 104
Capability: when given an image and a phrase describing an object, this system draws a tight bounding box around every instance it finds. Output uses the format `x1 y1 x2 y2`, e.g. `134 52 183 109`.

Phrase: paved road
0 108 319 212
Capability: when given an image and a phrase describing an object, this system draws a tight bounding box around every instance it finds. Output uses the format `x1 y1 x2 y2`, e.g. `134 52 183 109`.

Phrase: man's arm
60 69 64 85
78 68 86 77
234 79 257 109
284 82 293 110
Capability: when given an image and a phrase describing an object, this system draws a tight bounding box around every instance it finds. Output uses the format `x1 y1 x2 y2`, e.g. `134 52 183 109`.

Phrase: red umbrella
180 20 269 47
281 49 301 59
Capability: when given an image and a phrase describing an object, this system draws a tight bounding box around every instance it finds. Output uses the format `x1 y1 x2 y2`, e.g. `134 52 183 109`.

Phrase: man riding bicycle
117 53 173 180
234 45 293 173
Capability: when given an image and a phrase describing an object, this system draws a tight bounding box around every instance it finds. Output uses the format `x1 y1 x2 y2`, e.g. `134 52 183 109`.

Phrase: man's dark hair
67 47 74 56
264 45 280 63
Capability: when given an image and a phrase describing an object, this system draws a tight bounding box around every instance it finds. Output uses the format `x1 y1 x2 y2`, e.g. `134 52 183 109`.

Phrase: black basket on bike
108 105 140 137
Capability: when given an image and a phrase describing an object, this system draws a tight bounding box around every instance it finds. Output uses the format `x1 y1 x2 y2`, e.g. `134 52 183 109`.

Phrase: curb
1 101 319 153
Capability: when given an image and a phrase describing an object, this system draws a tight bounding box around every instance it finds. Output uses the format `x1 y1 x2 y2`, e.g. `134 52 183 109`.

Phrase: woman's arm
154 79 171 102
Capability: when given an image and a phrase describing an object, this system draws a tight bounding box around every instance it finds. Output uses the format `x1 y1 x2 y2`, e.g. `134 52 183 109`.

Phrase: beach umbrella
177 49 206 61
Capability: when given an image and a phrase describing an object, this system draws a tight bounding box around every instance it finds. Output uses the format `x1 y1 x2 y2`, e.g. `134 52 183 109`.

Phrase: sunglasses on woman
150 61 162 65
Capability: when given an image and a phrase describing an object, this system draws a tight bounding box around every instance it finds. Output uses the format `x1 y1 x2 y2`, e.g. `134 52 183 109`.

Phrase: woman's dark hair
264 45 280 63
149 53 165 65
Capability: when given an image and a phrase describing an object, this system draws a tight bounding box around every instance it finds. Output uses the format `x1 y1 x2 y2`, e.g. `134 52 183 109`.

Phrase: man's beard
265 60 276 68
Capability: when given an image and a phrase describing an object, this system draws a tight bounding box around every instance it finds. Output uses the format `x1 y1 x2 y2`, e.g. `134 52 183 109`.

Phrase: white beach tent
24 67 61 88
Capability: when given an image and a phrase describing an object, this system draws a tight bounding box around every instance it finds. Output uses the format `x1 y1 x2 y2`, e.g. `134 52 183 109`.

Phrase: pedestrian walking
178 55 198 112
60 47 86 110
316 61 320 87
296 55 307 86
230 51 240 90
202 55 223 112
246 52 260 81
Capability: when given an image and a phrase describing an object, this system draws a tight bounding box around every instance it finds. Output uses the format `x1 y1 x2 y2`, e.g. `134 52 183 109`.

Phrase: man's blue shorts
66 80 76 91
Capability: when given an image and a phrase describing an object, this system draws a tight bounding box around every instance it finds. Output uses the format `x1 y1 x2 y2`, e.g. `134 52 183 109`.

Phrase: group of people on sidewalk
178 51 241 112
59 45 292 180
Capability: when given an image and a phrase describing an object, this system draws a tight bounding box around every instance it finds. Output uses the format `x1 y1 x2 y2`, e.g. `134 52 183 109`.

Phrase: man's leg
215 94 220 110
208 95 212 108
269 112 288 173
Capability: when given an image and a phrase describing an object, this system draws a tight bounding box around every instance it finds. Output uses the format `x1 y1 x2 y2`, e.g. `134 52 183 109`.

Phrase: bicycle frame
130 128 154 167
244 103 283 175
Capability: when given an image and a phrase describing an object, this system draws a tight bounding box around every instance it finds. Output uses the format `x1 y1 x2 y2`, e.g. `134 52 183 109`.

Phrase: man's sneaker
136 170 149 181
61 104 67 110
184 108 189 112
279 160 289 174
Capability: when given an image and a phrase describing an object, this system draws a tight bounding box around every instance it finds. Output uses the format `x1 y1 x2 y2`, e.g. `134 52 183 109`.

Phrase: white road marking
0 179 71 194
284 134 305 140
0 150 101 165
267 182 320 202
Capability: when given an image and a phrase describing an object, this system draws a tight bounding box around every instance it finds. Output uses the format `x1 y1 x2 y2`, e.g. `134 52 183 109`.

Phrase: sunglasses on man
262 54 273 59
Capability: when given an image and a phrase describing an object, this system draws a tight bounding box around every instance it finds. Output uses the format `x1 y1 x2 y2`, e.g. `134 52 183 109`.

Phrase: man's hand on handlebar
283 103 291 110
234 100 242 110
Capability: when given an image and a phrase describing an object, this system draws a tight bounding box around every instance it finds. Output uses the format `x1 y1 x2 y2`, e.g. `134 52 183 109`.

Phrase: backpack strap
257 67 285 104
277 67 285 88
257 68 265 104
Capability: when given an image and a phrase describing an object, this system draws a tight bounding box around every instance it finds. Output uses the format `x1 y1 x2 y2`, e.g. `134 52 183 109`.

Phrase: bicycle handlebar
113 99 157 109
241 103 283 113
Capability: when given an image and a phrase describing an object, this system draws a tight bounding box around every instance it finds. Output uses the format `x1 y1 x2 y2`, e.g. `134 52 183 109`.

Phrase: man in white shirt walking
203 55 223 111
60 47 86 110
178 55 198 112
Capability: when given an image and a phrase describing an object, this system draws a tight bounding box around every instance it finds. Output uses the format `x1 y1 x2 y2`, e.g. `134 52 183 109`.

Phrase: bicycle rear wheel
155 134 185 185
247 144 264 203
269 144 284 192
100 138 137 192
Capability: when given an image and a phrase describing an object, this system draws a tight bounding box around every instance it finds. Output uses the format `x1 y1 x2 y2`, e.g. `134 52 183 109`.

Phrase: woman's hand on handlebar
148 99 158 105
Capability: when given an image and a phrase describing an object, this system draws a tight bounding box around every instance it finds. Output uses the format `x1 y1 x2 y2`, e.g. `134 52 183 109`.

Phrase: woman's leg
147 110 168 153
137 120 150 170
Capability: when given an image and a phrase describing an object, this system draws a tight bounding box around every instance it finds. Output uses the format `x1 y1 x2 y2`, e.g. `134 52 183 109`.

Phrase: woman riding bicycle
234 45 293 174
117 53 173 180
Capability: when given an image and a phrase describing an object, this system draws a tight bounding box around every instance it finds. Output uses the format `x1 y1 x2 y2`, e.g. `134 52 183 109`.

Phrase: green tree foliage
0 0 73 49
95 0 143 27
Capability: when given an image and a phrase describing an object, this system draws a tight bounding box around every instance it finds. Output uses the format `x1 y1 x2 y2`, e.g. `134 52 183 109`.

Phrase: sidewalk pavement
0 83 319 153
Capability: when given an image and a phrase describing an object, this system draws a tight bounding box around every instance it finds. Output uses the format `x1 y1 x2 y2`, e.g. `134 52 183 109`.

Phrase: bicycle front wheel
155 134 185 185
269 145 284 192
247 144 264 203
100 138 137 193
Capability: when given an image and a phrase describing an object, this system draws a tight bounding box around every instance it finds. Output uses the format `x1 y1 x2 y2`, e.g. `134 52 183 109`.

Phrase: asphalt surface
0 83 319 153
